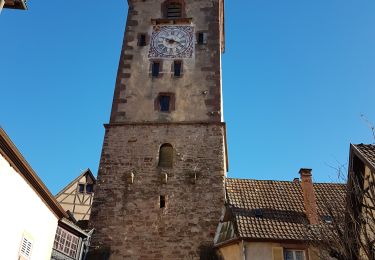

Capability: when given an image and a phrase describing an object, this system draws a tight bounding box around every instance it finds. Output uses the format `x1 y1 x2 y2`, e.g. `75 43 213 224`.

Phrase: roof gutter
215 237 311 249
241 240 246 260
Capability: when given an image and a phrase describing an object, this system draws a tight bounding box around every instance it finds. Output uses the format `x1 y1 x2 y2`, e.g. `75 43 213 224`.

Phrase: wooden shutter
19 237 33 260
272 247 283 260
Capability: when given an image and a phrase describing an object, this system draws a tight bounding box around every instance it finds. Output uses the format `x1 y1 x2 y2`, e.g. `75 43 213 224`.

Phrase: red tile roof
224 178 346 241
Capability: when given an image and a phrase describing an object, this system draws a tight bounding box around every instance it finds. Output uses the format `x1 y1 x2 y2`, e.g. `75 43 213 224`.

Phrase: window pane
78 184 84 193
198 33 205 44
159 96 170 112
86 184 94 193
174 62 181 77
152 62 160 77
295 251 304 260
284 250 294 260
139 34 146 46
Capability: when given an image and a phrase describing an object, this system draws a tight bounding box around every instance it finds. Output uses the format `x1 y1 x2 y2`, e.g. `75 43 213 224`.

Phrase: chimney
299 168 319 224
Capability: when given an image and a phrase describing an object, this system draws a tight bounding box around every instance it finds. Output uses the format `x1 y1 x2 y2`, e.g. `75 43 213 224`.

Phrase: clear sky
1 1 374 195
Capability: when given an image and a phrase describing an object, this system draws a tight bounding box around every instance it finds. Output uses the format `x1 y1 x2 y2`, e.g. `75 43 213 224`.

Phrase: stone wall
90 123 226 259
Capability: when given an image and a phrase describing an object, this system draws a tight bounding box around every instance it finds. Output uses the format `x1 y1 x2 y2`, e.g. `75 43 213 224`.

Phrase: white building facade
0 128 67 260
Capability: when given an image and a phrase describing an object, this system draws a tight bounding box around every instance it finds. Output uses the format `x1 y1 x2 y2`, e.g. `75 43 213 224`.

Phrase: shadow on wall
200 244 222 260
86 246 110 260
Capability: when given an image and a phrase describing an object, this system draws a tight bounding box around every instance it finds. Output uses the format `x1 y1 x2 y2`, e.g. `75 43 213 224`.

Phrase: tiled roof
225 178 346 241
353 144 375 169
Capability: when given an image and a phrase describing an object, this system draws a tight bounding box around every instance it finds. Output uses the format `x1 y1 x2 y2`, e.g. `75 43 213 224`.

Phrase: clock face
149 25 194 59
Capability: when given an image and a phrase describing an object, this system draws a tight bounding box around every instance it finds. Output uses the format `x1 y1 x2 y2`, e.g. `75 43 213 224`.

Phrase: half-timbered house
55 169 96 223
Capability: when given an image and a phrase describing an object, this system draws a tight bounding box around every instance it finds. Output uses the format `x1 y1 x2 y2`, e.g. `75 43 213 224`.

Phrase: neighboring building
51 218 93 260
0 127 68 260
56 169 96 223
1 0 27 12
89 0 227 258
347 144 375 259
215 169 346 260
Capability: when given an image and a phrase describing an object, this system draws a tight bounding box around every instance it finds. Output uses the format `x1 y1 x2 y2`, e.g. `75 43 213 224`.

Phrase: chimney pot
299 168 319 225
299 168 312 176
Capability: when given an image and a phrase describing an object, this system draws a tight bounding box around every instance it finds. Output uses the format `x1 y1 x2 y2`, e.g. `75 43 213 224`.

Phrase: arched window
158 143 173 167
163 0 184 19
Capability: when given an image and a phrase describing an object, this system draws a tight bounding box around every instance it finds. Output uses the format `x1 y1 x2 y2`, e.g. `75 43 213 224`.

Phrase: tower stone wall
91 123 226 259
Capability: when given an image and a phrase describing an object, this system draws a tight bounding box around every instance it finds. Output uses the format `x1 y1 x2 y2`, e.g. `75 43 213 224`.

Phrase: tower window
159 95 170 112
138 34 147 46
152 61 160 77
166 2 182 19
155 93 175 112
197 32 207 45
160 195 166 208
159 143 173 167
173 61 182 77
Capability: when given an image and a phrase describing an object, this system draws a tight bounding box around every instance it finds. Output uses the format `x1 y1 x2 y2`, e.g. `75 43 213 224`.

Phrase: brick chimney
299 168 319 224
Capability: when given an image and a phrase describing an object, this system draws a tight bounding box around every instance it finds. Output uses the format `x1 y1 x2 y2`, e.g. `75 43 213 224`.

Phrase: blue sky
1 1 374 194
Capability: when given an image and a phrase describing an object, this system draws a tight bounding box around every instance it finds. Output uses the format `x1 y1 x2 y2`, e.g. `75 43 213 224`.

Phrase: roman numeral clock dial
149 25 194 59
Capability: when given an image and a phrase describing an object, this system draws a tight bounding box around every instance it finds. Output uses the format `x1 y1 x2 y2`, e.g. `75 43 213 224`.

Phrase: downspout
81 229 94 260
77 238 84 260
241 240 246 260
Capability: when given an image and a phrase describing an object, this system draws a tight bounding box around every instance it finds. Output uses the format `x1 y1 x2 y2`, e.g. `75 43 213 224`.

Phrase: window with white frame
53 226 80 258
19 236 33 259
284 249 305 260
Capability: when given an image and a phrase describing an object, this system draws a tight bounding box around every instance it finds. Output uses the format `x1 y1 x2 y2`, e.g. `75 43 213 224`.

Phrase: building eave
0 127 68 219
215 237 311 248
350 143 375 173
4 0 27 10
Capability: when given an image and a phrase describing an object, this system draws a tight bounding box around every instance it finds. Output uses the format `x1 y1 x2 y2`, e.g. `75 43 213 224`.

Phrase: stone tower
89 0 227 259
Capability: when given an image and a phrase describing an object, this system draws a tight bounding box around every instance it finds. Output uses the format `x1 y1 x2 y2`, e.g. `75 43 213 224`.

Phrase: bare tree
309 160 375 259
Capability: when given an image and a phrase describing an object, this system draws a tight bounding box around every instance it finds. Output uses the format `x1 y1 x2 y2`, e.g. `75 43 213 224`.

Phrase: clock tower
89 0 227 259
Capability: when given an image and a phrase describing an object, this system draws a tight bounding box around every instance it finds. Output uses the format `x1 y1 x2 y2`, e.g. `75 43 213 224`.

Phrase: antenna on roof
360 114 375 143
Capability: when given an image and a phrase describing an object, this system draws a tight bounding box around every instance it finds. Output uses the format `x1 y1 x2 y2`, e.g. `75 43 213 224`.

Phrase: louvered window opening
167 3 182 19
53 227 79 258
159 144 173 167
20 237 32 258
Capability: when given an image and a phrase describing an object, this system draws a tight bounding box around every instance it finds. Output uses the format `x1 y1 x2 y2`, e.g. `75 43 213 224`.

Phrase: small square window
152 62 160 77
174 61 182 77
78 184 85 193
159 95 170 112
138 34 147 46
197 32 207 45
160 195 166 208
86 184 94 193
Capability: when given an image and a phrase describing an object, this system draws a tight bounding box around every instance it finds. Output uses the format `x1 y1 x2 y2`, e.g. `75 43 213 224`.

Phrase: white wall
0 154 59 260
